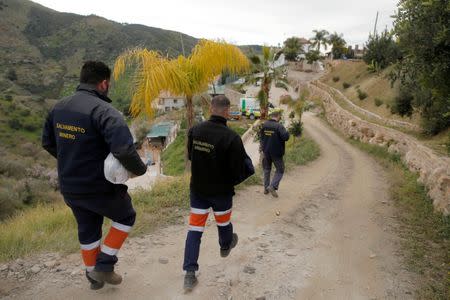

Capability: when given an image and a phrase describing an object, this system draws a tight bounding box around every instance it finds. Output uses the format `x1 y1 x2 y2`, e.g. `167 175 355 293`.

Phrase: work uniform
260 119 290 191
42 83 146 272
183 115 253 272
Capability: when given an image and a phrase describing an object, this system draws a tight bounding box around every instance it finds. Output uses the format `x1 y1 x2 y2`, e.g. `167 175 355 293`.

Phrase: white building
157 92 185 112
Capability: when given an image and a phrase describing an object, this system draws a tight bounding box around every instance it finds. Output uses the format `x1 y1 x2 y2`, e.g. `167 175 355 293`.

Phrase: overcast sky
31 0 398 47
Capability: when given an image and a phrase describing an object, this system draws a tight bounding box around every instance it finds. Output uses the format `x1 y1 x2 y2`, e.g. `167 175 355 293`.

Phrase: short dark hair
211 95 230 109
80 61 111 84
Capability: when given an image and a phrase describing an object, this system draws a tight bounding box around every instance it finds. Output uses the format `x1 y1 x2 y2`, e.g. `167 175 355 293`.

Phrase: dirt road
4 112 415 299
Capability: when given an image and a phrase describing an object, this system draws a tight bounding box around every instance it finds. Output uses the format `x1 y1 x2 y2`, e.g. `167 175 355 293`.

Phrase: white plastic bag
104 153 129 184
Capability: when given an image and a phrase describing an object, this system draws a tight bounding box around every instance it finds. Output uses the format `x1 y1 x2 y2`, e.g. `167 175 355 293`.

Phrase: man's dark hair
80 61 111 84
211 95 230 109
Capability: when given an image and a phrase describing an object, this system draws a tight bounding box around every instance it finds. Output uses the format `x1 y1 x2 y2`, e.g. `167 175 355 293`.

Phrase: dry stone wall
306 82 450 215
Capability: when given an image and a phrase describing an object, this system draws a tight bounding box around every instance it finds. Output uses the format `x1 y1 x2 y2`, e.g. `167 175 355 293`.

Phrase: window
173 99 178 104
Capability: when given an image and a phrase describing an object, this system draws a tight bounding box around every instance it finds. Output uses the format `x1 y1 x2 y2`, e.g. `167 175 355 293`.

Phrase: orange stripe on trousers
104 227 129 250
214 212 232 223
81 247 100 267
189 213 209 227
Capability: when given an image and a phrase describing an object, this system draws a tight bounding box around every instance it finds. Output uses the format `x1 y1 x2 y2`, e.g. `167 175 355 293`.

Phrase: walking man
183 95 254 292
260 109 290 198
42 61 147 290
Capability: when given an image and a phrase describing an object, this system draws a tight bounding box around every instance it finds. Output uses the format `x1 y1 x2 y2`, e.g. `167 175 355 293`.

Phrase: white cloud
31 0 398 46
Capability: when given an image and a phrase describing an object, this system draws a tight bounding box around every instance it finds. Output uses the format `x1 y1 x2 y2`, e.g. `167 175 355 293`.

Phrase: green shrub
343 82 351 89
332 76 340 82
374 98 384 107
275 81 288 91
288 120 303 137
0 157 27 178
391 87 413 117
357 89 368 100
8 117 22 129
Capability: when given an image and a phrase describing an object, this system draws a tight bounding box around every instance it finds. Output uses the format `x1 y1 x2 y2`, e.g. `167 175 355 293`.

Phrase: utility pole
373 11 379 36
180 33 186 57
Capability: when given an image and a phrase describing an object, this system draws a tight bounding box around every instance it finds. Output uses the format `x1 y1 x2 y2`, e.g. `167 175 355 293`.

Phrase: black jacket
188 115 254 196
42 83 146 195
260 119 290 157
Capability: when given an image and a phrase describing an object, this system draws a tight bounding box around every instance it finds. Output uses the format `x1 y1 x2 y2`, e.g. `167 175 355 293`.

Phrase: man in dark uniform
42 61 147 290
182 95 254 292
260 109 290 198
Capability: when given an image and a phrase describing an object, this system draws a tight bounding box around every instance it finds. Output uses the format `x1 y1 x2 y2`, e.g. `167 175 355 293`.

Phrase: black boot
183 270 198 292
85 270 105 290
220 233 239 257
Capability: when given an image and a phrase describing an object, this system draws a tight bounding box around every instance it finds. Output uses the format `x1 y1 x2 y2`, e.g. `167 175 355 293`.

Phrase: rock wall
306 82 450 215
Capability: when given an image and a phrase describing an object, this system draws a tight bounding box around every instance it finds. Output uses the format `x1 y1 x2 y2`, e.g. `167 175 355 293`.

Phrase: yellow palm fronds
113 40 250 118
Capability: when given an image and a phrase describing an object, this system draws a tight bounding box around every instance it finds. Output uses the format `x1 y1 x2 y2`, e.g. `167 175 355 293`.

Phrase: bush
288 120 303 137
332 76 340 82
4 94 12 102
374 98 384 107
391 87 413 117
7 118 22 129
275 81 288 91
357 89 368 100
0 157 27 178
280 95 293 105
6 69 17 81
343 82 351 89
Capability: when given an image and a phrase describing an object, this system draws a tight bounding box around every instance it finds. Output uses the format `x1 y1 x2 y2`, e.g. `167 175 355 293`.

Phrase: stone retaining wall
305 82 450 215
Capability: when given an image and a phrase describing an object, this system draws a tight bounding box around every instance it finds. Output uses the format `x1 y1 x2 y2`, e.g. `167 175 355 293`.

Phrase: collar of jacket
76 83 112 103
209 115 227 126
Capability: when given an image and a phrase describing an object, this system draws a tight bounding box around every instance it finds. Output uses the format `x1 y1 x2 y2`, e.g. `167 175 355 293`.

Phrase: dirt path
3 112 415 299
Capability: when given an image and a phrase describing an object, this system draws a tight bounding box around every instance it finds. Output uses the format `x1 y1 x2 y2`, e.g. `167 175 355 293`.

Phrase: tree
283 37 304 61
113 39 249 131
251 46 278 119
305 50 321 64
363 29 401 69
310 29 329 52
328 32 347 59
393 0 450 134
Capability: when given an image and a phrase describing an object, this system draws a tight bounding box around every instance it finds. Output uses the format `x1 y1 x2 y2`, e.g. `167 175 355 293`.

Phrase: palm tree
113 39 250 131
328 32 347 59
311 29 329 52
254 46 278 120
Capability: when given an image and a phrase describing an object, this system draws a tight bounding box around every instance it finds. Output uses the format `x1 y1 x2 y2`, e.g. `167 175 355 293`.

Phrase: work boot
85 270 105 290
220 233 239 257
267 186 278 198
87 270 123 285
183 271 198 292
264 188 269 195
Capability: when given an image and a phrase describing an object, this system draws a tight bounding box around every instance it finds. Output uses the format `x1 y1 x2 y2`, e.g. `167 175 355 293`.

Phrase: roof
146 121 175 138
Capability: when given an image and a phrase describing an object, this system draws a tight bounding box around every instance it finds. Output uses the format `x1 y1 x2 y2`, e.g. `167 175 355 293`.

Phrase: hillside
320 60 450 155
0 0 199 100
0 0 195 219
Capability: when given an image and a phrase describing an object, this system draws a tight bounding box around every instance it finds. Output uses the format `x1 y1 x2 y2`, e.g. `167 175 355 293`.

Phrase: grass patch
284 135 321 171
348 139 450 299
161 130 186 176
0 176 189 262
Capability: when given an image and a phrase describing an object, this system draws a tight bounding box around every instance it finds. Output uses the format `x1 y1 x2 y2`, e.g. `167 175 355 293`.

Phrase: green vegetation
356 88 368 100
374 98 383 107
393 0 449 135
348 140 450 299
342 82 351 89
332 76 340 82
161 130 186 176
363 29 401 70
283 37 304 61
284 136 320 171
0 176 189 262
